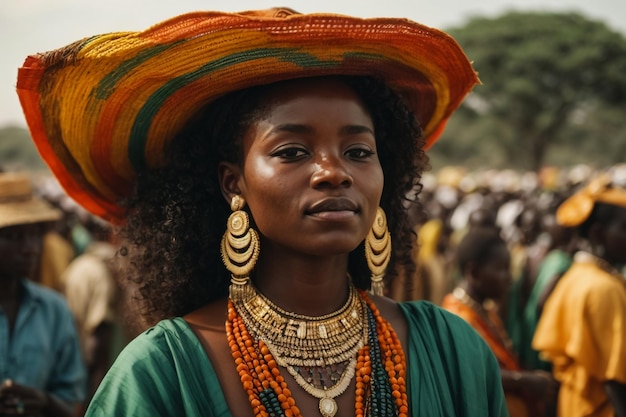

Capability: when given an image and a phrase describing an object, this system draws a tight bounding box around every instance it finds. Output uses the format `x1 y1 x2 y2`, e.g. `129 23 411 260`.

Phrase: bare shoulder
369 294 408 352
184 298 255 417
184 298 229 332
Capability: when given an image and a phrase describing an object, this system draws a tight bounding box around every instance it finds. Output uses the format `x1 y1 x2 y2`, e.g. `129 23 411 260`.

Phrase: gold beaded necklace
452 286 514 352
231 281 366 417
226 289 409 417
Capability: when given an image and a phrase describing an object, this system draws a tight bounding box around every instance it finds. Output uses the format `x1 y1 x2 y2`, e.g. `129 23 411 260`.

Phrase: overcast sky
1 0 625 127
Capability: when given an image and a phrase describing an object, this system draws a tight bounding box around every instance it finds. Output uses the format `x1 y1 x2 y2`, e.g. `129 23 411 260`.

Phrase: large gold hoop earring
221 195 260 298
365 207 391 296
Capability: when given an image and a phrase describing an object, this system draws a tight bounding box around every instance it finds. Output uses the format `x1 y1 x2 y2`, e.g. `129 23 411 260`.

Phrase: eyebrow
270 123 375 136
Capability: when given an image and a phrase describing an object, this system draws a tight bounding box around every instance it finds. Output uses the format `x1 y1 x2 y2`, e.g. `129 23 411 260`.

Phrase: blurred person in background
390 194 455 304
389 196 425 302
37 207 75 294
443 227 558 417
0 172 86 417
468 206 499 231
22 176 76 293
415 217 455 305
504 201 543 353
533 171 626 417
517 202 577 373
61 219 124 408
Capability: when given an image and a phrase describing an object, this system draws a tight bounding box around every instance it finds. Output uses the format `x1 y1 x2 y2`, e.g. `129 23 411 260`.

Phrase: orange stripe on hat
16 8 479 224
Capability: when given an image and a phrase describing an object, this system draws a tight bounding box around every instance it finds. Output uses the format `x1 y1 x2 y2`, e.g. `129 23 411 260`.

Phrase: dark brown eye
345 148 375 159
272 146 308 160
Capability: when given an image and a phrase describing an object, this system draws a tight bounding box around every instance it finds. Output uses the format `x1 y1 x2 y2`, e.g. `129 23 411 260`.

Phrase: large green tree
433 12 626 170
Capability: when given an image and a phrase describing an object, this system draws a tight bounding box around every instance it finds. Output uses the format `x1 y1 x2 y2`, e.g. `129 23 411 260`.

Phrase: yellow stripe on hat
17 9 479 224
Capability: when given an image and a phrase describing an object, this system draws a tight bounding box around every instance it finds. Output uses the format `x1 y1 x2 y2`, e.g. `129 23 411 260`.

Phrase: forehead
241 77 375 144
260 77 369 114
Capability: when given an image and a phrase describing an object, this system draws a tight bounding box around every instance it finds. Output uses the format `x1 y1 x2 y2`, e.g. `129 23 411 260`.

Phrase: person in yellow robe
533 172 626 417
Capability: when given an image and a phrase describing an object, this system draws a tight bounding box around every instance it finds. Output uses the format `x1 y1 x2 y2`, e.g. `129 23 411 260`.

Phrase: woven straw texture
16 8 479 223
0 173 61 228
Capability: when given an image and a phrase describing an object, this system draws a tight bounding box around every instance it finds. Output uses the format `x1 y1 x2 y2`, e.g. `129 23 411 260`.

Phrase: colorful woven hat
16 7 479 224
557 174 626 227
0 172 61 229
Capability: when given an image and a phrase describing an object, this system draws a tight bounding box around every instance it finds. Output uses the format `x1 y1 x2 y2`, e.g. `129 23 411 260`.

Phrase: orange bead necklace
226 283 408 417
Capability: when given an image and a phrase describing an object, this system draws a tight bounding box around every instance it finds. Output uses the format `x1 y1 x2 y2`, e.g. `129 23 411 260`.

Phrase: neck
253 251 351 316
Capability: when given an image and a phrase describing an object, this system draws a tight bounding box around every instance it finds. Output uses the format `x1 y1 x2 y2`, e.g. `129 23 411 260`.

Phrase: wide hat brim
557 175 626 227
17 7 479 224
0 197 61 229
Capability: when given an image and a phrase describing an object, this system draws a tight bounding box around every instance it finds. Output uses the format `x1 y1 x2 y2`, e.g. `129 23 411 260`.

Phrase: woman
442 227 557 417
16 8 507 416
533 174 626 417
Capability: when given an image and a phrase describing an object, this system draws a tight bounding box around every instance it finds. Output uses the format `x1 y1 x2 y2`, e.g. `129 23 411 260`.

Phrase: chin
306 239 363 257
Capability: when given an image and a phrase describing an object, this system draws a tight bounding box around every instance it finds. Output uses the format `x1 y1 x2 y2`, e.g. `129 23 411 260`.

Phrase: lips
306 197 359 215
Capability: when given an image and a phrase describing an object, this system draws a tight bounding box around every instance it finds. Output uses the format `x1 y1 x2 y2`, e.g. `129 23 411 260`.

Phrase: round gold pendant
319 397 338 417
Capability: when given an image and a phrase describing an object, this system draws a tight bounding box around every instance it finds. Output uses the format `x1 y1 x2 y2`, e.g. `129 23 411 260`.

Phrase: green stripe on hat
128 47 343 170
96 42 181 99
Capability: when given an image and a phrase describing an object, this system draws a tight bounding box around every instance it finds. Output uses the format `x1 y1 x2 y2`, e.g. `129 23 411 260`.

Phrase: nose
310 153 353 189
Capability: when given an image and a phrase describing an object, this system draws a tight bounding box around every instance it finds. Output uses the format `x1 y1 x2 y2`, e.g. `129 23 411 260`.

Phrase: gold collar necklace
227 285 409 417
230 280 367 417
232 281 365 365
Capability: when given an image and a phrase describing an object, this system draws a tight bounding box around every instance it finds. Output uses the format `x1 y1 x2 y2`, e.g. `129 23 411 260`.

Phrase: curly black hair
119 75 429 327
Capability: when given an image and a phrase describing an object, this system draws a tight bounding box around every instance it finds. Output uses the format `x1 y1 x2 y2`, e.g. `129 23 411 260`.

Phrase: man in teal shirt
0 172 86 416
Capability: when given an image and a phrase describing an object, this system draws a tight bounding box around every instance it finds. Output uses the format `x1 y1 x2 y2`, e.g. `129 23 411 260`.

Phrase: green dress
506 249 573 371
520 249 572 370
86 301 508 416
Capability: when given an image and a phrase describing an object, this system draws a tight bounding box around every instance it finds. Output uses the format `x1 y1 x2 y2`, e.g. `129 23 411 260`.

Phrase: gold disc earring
221 195 260 298
365 207 391 296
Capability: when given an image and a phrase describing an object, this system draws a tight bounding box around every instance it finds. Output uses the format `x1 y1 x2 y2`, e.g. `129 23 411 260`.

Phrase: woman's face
473 243 512 300
232 78 384 257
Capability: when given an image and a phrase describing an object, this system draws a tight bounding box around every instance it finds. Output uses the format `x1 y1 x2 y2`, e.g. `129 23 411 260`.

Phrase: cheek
241 161 297 228
242 157 278 202
245 155 276 183
248 169 294 206
366 165 385 202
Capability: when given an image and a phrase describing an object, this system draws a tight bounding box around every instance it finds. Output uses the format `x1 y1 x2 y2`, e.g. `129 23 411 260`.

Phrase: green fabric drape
86 301 508 416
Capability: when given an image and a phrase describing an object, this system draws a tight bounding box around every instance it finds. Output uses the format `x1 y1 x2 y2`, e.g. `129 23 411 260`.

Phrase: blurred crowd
391 162 626 417
393 163 624 302
1 162 624 416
